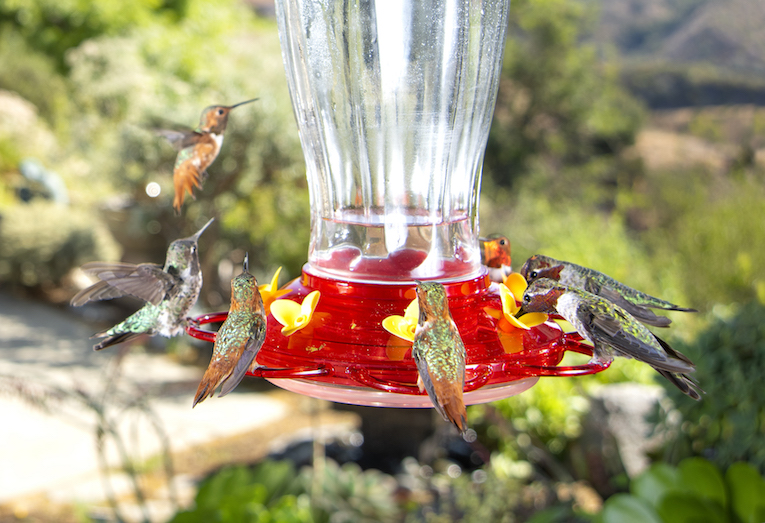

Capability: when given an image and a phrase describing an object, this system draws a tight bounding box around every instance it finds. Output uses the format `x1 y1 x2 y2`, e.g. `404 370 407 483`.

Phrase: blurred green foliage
485 0 645 200
0 202 120 288
660 301 765 473
171 459 399 523
170 461 313 523
596 458 765 523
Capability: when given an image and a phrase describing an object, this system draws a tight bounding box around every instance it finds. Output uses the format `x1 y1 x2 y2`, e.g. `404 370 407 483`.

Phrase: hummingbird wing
72 262 178 307
588 307 694 374
218 318 267 398
598 287 672 328
412 335 467 434
155 129 200 151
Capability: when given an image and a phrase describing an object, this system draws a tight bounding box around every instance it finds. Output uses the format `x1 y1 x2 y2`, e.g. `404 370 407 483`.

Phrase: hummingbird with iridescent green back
193 253 266 407
71 218 214 351
479 234 512 283
518 278 702 400
520 254 696 328
413 281 468 434
157 98 258 213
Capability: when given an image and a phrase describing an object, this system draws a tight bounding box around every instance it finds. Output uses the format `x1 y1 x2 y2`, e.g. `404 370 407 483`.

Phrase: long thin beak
190 217 215 241
230 98 259 109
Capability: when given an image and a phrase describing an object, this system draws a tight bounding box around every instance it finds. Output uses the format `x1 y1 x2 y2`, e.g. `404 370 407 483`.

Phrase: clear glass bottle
275 0 510 282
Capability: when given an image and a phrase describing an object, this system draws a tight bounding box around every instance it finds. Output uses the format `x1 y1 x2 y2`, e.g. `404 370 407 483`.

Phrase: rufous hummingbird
520 254 696 327
71 218 214 350
193 253 267 406
413 280 468 434
157 98 258 213
479 234 512 283
518 278 702 399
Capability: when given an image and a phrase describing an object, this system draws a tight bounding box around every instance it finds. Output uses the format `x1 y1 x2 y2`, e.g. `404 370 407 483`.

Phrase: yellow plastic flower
259 267 291 314
499 282 548 330
270 290 321 336
381 298 419 343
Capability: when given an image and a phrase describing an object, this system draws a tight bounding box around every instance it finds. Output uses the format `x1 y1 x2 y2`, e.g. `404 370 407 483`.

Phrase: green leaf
601 494 662 523
656 493 727 523
678 457 728 508
632 463 682 508
726 462 765 523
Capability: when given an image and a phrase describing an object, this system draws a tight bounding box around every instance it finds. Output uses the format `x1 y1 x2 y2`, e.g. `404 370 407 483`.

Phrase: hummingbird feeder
187 0 607 407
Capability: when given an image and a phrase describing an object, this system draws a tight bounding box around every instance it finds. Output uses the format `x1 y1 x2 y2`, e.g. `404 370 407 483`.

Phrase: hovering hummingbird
412 281 468 434
520 254 696 327
479 234 512 283
156 98 258 213
518 278 702 400
71 218 214 350
193 254 266 407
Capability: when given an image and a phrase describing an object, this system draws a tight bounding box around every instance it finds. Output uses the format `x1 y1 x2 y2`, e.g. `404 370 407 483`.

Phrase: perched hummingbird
520 254 696 328
157 98 258 213
479 234 512 283
518 278 702 400
412 281 468 434
193 254 266 407
71 218 214 351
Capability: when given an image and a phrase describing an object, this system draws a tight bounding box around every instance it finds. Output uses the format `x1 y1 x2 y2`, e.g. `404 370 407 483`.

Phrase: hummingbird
193 253 267 407
518 278 702 400
156 98 258 213
412 280 468 434
479 234 512 283
520 254 696 327
71 218 214 351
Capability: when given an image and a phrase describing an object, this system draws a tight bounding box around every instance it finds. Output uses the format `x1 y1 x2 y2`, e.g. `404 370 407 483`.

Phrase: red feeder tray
186 266 608 408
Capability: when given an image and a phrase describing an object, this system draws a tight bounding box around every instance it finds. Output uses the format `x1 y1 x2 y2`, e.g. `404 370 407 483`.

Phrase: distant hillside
587 0 765 107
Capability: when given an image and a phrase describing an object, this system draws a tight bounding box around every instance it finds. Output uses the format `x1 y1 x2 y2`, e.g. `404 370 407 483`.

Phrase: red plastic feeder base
186 266 609 407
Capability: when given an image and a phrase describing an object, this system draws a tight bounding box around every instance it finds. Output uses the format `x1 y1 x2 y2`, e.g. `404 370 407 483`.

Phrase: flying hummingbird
479 234 512 283
71 218 214 350
518 278 702 400
412 281 468 434
193 253 267 407
157 98 258 213
520 254 696 327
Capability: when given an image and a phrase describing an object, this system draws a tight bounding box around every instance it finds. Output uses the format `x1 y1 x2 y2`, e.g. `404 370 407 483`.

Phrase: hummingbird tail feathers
432 379 468 435
655 368 703 400
193 364 226 407
92 331 143 351
173 163 203 212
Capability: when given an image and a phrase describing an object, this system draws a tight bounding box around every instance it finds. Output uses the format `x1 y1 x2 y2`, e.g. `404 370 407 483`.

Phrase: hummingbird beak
243 253 249 273
190 218 215 241
230 98 259 109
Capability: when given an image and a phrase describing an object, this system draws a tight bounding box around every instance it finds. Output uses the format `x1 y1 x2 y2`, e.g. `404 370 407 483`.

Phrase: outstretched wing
71 262 178 307
155 129 200 151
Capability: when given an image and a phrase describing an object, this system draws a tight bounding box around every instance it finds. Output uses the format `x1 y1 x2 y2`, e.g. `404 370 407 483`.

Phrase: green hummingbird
518 278 702 400
520 254 696 327
71 218 214 350
413 280 468 434
193 253 266 407
156 98 258 213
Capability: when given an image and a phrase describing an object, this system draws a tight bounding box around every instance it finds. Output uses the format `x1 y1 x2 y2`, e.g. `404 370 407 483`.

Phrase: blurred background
1 0 764 521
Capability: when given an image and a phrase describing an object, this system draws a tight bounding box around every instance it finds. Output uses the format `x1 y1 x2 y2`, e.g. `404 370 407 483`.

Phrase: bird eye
524 295 531 302
217 109 225 115
499 239 507 246
530 271 538 279
191 245 197 253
